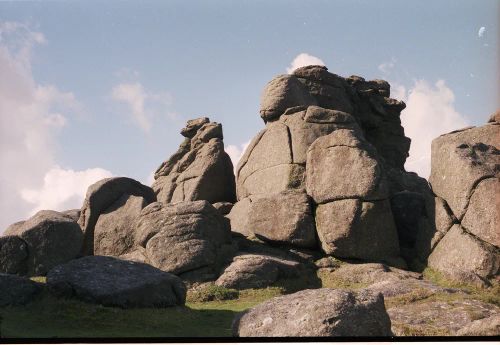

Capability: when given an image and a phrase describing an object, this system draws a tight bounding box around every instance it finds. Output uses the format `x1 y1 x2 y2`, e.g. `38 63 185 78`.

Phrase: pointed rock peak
180 117 210 138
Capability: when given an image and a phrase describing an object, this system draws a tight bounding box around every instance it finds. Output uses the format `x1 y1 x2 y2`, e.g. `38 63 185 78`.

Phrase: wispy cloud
378 57 397 74
398 79 469 178
111 82 174 133
286 53 325 74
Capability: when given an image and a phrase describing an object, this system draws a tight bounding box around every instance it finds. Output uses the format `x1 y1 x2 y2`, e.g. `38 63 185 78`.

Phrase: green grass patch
316 269 370 290
187 284 239 303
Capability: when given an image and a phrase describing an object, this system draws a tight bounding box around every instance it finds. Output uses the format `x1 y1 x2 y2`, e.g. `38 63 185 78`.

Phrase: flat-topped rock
47 256 186 308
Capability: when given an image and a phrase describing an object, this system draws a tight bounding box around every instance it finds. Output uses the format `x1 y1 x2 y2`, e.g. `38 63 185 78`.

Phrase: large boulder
78 177 156 256
135 200 232 279
152 118 236 205
315 199 401 266
247 190 316 248
215 254 302 290
427 225 499 285
3 210 83 276
232 288 392 337
93 194 149 256
0 235 28 275
47 256 186 308
0 273 42 306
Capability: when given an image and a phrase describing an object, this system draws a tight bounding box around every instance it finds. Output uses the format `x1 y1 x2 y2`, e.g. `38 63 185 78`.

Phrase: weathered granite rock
427 225 499 285
47 256 186 308
0 235 28 275
461 177 499 247
216 254 301 289
488 110 500 123
306 129 389 203
152 118 236 205
78 177 156 255
61 209 81 222
233 288 392 337
315 199 401 265
94 194 149 256
226 197 252 237
388 298 499 336
4 210 83 276
0 273 42 306
212 202 233 215
456 314 500 336
429 124 500 219
247 190 316 248
135 201 231 277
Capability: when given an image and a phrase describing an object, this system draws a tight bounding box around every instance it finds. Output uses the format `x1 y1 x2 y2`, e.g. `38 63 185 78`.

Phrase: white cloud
21 167 113 214
399 79 469 178
478 26 486 38
225 141 251 173
0 22 110 231
111 82 173 133
378 57 397 74
286 53 325 74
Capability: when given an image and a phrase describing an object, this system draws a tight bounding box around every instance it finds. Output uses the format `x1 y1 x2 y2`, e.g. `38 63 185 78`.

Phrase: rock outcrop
2 210 83 276
78 177 156 256
47 256 186 308
229 65 423 266
427 117 499 285
232 288 392 337
152 117 236 205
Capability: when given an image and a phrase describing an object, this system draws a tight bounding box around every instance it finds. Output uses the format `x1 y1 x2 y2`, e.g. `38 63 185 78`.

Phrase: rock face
47 256 186 308
230 66 416 265
152 117 236 205
0 273 42 306
2 210 83 276
135 200 233 280
232 288 392 337
78 177 156 256
215 254 301 289
427 119 500 284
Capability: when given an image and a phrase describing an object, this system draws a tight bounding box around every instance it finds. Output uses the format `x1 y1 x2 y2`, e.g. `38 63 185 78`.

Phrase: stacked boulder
427 115 499 285
152 117 236 204
229 65 430 267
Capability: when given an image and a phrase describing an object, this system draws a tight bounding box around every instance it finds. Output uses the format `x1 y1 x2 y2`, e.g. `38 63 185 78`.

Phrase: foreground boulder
78 177 156 256
0 273 42 306
47 256 186 308
428 118 500 285
152 117 236 205
3 210 83 276
233 288 391 337
135 200 233 280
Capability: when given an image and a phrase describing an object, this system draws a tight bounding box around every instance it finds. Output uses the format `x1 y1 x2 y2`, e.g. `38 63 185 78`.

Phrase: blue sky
0 0 498 231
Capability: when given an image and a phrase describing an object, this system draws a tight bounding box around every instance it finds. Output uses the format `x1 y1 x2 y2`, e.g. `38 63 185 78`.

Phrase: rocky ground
0 66 498 338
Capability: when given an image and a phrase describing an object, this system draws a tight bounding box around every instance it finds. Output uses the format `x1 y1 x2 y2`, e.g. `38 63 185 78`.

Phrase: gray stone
429 124 500 219
227 198 253 237
212 202 233 215
94 194 148 256
456 314 500 336
388 298 499 336
461 177 499 247
135 201 231 276
427 224 500 284
306 129 388 203
315 199 401 265
61 209 81 222
248 190 316 248
78 177 156 255
0 235 28 274
259 74 316 122
5 210 83 276
233 288 392 337
488 110 499 123
153 119 236 205
47 256 186 308
216 254 301 289
0 273 42 306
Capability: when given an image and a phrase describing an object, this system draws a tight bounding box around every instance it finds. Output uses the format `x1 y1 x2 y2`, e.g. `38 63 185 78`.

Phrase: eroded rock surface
233 288 392 337
47 256 186 308
152 118 236 205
